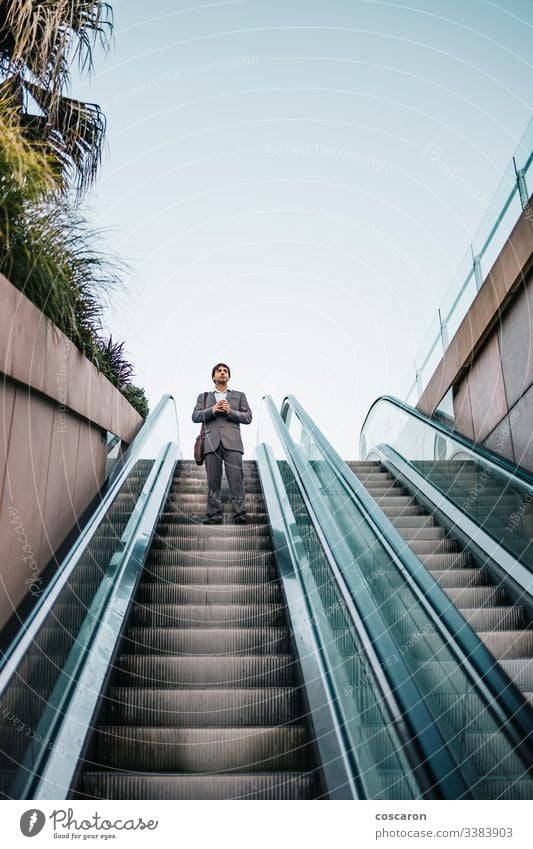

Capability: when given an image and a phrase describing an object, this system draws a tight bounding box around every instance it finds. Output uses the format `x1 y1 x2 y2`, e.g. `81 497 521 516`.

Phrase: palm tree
0 1 113 195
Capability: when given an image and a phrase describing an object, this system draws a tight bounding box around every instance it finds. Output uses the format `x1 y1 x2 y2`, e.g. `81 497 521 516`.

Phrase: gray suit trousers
205 446 245 518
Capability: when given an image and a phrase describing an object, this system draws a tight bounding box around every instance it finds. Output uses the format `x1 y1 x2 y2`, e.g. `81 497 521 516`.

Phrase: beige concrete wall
451 268 533 470
0 274 143 630
417 200 533 471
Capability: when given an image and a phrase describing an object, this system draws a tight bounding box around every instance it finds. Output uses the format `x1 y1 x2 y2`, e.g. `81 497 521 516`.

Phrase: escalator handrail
0 394 179 692
359 395 533 492
282 394 533 773
264 396 474 799
11 441 178 799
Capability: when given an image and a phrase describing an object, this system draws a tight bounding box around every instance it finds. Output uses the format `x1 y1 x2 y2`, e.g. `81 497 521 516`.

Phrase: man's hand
212 400 231 414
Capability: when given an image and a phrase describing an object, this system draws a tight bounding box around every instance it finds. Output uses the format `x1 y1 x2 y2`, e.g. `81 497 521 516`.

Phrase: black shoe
233 513 247 524
202 515 223 525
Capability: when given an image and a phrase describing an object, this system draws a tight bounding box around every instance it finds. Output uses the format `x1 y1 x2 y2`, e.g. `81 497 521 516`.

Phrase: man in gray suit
192 363 253 524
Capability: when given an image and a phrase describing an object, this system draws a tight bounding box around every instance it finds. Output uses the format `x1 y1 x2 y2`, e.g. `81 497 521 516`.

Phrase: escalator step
154 525 272 539
114 655 297 688
396 526 447 541
442 586 507 607
428 569 490 587
138 565 276 585
103 687 302 726
404 539 461 554
123 627 290 655
81 771 317 800
458 607 528 631
499 658 533 691
92 726 311 771
146 551 276 566
418 552 473 568
150 536 273 551
135 583 282 604
477 631 533 659
130 603 286 628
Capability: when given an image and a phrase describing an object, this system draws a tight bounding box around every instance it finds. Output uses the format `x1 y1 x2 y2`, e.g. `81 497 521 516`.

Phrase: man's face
214 365 229 383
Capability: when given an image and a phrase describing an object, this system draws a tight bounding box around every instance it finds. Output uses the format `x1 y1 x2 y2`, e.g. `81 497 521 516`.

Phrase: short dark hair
212 362 231 380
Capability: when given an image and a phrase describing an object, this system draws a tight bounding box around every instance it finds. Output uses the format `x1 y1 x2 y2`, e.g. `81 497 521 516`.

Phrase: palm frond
25 79 106 194
0 1 113 91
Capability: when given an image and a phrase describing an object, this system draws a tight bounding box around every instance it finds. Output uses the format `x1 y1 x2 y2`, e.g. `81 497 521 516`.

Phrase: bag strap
199 391 209 434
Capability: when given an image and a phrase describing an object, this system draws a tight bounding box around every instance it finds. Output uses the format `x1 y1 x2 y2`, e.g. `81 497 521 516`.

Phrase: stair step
499 658 533 692
131 603 286 628
427 569 490 587
138 565 277 585
114 655 297 688
146 551 276 566
123 627 290 655
396 526 447 541
151 536 273 551
81 771 317 800
405 539 461 554
154 520 272 548
478 631 533 658
136 584 282 604
458 607 528 631
92 726 311 771
418 552 473 568
442 587 508 607
103 687 301 726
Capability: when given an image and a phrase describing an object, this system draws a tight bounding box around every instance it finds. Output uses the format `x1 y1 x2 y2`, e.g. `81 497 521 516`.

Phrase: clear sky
73 0 533 458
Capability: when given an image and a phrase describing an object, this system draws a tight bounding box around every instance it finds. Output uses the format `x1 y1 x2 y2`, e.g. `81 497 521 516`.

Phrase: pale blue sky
73 0 533 457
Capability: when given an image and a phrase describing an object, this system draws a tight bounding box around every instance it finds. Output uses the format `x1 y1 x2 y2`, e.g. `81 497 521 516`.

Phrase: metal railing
406 118 533 405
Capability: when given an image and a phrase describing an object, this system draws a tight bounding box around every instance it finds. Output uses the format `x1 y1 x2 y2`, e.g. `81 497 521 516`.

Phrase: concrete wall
417 200 533 471
0 274 143 630
452 268 533 468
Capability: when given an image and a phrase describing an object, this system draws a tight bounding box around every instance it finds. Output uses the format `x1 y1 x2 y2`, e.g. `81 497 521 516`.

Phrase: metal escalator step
131 603 286 628
167 485 263 494
478 631 533 658
372 496 416 507
442 586 508 607
139 565 276 585
146 551 276 567
499 658 533 692
158 514 270 525
164 491 263 502
123 627 290 655
114 655 297 688
154 525 272 539
346 461 381 469
418 552 473 568
349 473 395 482
458 607 528 631
92 726 311 772
151 536 273 551
395 526 447 541
81 770 317 799
136 583 281 604
379 505 426 517
386 515 436 528
427 568 490 587
103 687 302 726
363 484 409 496
405 539 461 554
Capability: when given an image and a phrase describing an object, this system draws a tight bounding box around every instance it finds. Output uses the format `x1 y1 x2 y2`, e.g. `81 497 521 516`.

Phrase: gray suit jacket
192 389 252 454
